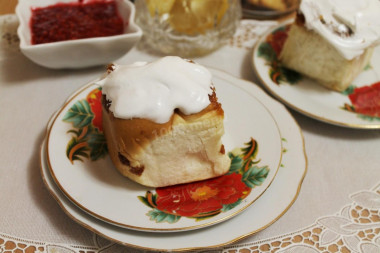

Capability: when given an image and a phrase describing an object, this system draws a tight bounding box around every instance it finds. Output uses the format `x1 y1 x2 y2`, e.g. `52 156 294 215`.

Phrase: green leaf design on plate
241 138 258 160
279 67 302 84
87 129 108 161
63 100 94 128
138 196 152 208
148 209 181 224
221 199 242 212
357 114 380 122
138 191 157 209
67 124 92 139
65 125 107 163
258 42 276 62
63 88 109 163
228 155 243 174
242 166 270 188
363 63 372 71
342 85 356 95
66 137 90 163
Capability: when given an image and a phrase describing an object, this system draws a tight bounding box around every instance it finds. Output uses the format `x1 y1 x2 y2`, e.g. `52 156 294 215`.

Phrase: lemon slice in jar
169 0 229 35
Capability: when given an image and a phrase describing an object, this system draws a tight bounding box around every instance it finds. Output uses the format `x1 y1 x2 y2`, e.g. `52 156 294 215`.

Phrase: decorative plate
252 23 380 129
45 68 283 232
40 68 307 251
241 0 299 20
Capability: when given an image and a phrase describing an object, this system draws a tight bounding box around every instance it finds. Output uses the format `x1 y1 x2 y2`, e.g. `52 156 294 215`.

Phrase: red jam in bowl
30 0 125 45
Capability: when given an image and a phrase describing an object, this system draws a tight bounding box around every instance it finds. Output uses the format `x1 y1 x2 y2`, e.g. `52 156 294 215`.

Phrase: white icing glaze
300 0 380 60
99 56 213 124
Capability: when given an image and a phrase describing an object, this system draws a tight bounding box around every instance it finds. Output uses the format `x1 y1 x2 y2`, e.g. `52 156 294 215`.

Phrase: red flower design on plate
266 25 289 57
155 173 251 218
347 82 380 118
86 88 103 131
139 137 270 223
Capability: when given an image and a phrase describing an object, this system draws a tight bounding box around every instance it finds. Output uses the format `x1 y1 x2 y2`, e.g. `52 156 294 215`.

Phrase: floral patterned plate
252 23 380 129
241 0 299 20
40 68 307 251
45 68 283 232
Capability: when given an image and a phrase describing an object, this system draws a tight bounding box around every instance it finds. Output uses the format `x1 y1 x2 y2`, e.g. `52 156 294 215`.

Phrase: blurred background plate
241 0 299 19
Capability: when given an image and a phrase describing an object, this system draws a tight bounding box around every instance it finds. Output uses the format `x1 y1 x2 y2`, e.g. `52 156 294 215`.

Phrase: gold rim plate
40 68 307 251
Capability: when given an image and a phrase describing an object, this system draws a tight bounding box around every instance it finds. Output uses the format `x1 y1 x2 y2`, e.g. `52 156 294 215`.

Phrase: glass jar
134 0 242 57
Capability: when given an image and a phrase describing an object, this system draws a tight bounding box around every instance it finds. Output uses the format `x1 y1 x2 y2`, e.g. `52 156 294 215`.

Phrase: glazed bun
99 57 231 187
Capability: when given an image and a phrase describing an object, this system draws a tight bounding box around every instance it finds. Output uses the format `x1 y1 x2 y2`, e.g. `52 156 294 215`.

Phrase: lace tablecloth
0 14 379 253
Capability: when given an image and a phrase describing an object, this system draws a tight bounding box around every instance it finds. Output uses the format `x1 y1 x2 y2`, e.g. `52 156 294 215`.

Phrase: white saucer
40 69 307 251
45 67 283 232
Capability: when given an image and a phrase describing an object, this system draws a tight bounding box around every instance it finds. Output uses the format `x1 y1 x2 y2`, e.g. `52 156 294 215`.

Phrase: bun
279 0 380 91
99 58 231 187
279 16 373 91
102 91 230 187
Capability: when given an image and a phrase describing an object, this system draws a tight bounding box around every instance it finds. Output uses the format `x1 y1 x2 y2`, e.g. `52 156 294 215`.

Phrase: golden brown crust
102 89 223 141
102 88 224 168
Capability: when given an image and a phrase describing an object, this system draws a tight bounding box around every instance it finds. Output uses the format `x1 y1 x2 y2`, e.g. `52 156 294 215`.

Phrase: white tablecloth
0 14 379 253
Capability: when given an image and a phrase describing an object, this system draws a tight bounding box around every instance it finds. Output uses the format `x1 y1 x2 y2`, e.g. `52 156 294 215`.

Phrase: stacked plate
40 68 307 251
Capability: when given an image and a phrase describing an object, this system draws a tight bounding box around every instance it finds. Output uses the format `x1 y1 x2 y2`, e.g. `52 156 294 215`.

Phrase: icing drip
300 0 380 60
98 56 213 124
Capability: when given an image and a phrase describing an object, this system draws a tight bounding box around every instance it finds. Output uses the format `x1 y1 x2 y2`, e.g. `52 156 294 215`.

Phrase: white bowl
16 0 142 69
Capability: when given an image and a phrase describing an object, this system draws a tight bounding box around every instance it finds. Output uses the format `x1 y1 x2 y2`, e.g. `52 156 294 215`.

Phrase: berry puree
30 0 125 45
